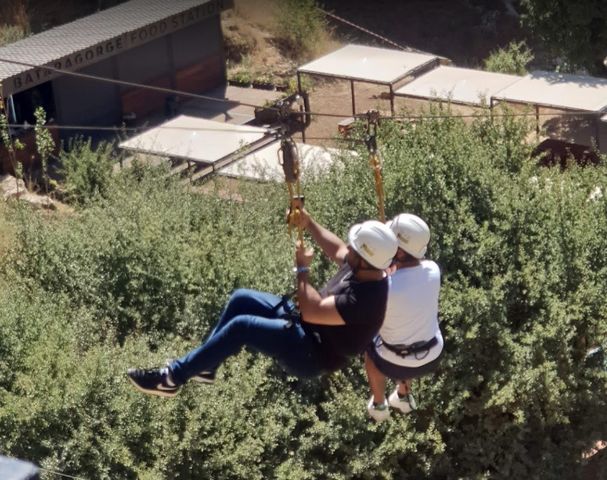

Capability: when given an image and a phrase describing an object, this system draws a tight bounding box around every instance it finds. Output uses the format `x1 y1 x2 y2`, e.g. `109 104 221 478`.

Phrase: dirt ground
225 0 538 150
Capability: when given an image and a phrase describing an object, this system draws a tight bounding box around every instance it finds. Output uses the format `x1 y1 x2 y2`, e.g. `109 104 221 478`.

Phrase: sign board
3 0 232 96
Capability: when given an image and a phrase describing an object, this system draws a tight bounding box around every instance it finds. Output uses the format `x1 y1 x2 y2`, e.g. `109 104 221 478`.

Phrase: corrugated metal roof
0 0 229 86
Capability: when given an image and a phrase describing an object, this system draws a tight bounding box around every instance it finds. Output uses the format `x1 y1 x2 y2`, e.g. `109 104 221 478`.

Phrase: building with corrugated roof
0 0 232 172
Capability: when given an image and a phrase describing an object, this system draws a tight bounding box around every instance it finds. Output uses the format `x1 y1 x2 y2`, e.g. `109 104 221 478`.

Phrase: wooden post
595 114 601 151
350 80 356 116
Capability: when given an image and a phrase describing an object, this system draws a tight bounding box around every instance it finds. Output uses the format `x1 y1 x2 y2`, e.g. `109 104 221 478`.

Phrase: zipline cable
317 8 418 53
38 466 88 480
5 103 601 141
0 56 267 110
4 122 272 135
0 56 602 125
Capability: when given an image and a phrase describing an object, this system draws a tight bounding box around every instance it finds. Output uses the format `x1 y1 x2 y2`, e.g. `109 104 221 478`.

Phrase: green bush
0 24 26 47
1 107 606 478
272 0 328 60
484 41 534 76
6 166 294 343
57 136 116 206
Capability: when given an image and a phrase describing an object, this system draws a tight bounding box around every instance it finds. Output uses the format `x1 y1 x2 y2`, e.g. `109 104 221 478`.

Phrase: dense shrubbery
1 108 606 479
0 24 26 47
272 0 329 60
483 41 534 76
57 137 116 206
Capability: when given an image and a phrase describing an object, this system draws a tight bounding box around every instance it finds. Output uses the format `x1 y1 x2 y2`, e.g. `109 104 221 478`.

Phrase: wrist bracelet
293 266 310 275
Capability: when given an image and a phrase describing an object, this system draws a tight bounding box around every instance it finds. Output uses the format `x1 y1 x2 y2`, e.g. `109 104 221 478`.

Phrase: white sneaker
367 397 391 422
388 389 417 414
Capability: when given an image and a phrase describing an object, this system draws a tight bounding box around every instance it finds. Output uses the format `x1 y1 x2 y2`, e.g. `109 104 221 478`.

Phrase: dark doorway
11 80 57 125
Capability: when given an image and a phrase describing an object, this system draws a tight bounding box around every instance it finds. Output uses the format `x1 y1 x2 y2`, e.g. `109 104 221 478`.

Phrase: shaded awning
492 70 607 112
119 115 270 163
297 44 438 85
394 65 520 106
218 141 343 181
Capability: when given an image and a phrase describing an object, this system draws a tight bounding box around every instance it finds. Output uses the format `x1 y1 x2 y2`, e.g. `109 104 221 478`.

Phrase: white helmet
348 220 398 270
388 213 430 259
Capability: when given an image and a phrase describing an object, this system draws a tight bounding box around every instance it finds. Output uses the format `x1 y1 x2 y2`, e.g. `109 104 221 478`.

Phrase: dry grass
233 0 278 30
0 0 29 31
0 0 29 46
224 0 341 86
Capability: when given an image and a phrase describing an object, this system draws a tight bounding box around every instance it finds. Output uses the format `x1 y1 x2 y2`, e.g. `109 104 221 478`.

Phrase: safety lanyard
365 110 385 222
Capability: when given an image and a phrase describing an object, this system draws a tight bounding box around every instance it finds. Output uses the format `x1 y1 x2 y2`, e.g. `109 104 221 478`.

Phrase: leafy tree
272 0 328 60
0 24 26 47
0 110 25 189
57 136 116 205
519 0 607 74
34 107 55 193
484 41 534 75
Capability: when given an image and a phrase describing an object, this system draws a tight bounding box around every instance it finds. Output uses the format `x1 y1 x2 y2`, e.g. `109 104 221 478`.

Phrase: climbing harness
375 336 438 360
365 110 386 222
271 289 301 327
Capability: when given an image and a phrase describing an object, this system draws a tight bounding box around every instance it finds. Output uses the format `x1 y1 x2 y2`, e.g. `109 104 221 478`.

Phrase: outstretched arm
296 207 348 265
295 241 345 326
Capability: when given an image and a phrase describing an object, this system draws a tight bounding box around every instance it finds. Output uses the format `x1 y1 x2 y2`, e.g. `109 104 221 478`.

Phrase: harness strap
378 336 438 358
271 290 301 323
271 292 325 348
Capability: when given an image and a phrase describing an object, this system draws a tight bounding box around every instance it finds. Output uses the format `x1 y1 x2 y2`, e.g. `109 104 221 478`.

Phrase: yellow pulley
279 136 304 245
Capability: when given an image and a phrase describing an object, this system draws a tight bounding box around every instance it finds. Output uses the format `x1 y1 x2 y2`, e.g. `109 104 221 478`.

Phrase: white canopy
492 70 607 112
394 66 520 106
219 141 342 181
297 44 438 84
119 116 270 164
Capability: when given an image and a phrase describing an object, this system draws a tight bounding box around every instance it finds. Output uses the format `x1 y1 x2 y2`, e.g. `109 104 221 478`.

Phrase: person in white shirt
365 213 444 422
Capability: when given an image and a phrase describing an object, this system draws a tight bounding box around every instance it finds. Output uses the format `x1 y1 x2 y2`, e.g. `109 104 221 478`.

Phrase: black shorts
366 343 444 381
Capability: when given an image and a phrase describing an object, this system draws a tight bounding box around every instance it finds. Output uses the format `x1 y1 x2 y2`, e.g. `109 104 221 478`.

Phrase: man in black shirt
127 210 397 397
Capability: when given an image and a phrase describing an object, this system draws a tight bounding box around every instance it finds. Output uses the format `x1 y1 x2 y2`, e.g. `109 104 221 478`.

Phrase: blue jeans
170 289 325 384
